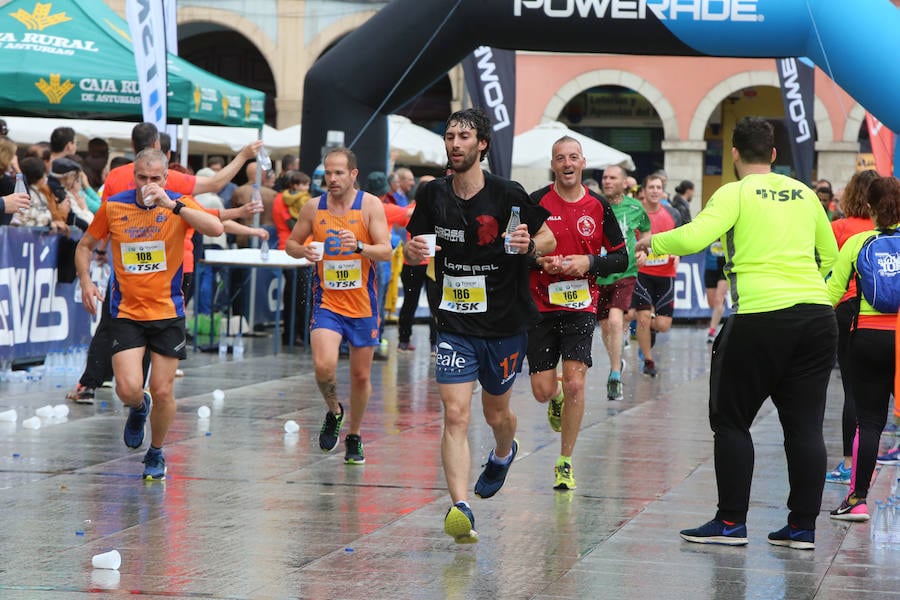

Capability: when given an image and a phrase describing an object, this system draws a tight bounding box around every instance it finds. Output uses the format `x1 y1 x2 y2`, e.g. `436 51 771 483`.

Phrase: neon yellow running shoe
444 503 478 544
554 461 576 490
547 391 564 432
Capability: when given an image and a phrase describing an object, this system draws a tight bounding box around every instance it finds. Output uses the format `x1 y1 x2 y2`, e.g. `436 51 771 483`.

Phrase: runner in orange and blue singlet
75 149 225 482
286 147 392 466
309 190 379 321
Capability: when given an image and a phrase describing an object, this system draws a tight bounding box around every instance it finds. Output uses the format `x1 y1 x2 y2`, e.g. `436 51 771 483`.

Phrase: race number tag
548 279 591 309
440 274 487 313
323 259 362 289
121 241 166 274
645 251 670 266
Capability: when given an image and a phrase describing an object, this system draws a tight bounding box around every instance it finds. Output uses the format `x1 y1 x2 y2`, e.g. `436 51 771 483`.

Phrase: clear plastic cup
91 549 121 570
421 234 437 257
308 241 325 262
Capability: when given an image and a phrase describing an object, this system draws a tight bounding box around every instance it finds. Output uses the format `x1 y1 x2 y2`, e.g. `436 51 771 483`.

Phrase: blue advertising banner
672 252 733 319
0 228 94 362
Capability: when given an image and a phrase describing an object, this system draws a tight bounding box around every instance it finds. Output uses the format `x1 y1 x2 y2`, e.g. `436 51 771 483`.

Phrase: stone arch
844 102 867 143
542 70 678 141
178 9 278 90
689 70 832 143
305 12 377 74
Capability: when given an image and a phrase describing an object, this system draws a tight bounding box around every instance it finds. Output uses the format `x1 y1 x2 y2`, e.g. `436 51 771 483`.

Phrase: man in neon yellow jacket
637 117 838 550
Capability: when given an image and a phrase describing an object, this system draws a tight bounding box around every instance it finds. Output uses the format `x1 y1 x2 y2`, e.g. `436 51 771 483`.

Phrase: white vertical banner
161 0 181 158
162 0 178 55
126 0 168 131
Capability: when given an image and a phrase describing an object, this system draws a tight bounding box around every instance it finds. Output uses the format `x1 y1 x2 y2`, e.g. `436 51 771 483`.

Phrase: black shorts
631 273 675 317
704 257 727 288
109 317 187 359
527 311 596 373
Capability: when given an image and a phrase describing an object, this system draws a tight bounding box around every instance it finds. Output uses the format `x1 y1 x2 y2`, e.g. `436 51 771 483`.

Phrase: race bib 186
439 274 487 313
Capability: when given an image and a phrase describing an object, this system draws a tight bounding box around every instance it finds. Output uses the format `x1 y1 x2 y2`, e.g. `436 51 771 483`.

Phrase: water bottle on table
233 332 244 360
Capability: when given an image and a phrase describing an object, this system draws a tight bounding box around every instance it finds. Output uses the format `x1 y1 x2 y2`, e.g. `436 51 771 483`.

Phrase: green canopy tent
0 0 265 126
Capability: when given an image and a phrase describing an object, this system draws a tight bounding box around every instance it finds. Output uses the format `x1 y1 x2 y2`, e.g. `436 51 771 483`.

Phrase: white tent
387 114 446 167
3 115 446 167
513 121 635 171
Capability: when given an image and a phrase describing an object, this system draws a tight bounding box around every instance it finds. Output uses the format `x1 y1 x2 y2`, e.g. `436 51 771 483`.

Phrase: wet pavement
1 323 899 599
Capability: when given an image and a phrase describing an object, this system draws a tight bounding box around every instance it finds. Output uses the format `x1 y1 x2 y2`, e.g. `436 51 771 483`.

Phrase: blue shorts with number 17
434 331 528 396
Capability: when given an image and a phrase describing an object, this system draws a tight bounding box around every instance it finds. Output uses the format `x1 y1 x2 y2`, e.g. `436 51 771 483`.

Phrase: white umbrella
388 114 446 167
513 121 635 171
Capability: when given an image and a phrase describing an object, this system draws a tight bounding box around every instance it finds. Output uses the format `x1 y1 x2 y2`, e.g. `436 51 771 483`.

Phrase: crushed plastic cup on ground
22 416 41 429
0 409 17 422
212 389 225 402
91 568 121 589
52 404 70 418
284 420 299 433
35 405 54 418
91 549 121 570
197 405 211 419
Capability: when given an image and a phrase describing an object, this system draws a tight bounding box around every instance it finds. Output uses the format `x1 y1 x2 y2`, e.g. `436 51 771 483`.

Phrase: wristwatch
354 240 364 254
172 201 186 215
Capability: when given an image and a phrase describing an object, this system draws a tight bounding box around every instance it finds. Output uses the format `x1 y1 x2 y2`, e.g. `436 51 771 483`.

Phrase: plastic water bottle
14 173 26 195
872 501 888 546
218 334 228 358
14 173 27 214
260 238 269 261
504 206 521 254
233 332 244 360
257 147 272 172
251 184 263 212
891 499 900 545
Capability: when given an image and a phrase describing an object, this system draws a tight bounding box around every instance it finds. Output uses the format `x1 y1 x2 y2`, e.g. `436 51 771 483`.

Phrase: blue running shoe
680 519 748 546
767 524 815 550
319 403 344 452
123 391 151 449
444 502 478 544
344 433 365 465
825 461 851 484
142 447 166 481
876 445 900 465
474 439 519 499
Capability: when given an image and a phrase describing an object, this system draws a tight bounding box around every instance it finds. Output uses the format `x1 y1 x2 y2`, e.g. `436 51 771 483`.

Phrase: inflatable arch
299 0 900 177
